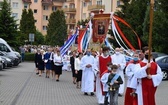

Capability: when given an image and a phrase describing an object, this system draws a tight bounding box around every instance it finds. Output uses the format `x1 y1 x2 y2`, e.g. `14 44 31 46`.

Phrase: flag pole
148 0 155 74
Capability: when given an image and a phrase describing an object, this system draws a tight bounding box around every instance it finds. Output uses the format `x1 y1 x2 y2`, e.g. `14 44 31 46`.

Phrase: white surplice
125 63 138 88
130 59 163 105
111 53 126 94
101 72 110 92
80 55 96 93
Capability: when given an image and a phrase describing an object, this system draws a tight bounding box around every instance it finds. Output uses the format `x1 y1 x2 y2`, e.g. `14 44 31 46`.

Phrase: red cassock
125 87 134 105
125 61 139 105
99 55 112 95
140 62 157 105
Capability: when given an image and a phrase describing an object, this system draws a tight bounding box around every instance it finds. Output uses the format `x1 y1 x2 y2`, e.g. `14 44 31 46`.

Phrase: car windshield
155 56 167 62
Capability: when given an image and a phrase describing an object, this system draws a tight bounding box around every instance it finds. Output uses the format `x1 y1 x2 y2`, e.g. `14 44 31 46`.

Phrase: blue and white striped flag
60 29 78 56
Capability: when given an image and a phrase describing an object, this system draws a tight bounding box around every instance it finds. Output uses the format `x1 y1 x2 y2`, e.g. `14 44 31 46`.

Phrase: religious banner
92 14 111 43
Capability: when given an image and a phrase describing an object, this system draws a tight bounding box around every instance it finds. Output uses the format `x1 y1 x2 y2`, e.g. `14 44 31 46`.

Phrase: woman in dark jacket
70 51 77 84
35 49 40 75
37 50 45 76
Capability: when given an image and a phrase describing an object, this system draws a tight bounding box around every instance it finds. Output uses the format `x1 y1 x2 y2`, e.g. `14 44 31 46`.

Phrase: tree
19 9 36 44
142 0 168 53
34 30 45 45
18 9 28 43
115 0 149 49
46 10 67 46
0 0 18 45
27 9 36 34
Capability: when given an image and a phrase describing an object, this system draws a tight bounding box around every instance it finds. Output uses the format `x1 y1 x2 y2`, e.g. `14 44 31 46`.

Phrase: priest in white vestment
80 49 96 96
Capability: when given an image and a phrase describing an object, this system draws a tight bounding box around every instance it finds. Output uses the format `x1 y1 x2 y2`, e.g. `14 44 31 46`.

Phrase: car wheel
162 71 168 80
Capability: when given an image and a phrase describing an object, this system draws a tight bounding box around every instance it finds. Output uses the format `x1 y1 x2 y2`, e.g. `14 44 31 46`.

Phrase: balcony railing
83 0 91 2
66 19 76 24
22 0 31 3
66 0 74 2
41 0 53 5
88 5 105 11
63 8 76 12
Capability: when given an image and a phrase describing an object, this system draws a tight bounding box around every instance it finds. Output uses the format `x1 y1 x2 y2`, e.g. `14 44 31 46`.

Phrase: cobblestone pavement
0 62 168 105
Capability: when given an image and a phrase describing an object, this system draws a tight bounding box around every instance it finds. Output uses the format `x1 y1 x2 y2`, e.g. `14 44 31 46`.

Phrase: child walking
101 62 113 105
107 65 123 105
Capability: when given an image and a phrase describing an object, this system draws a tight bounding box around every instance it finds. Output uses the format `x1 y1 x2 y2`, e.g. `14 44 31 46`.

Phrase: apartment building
81 0 123 20
30 0 64 35
0 0 24 26
0 0 123 35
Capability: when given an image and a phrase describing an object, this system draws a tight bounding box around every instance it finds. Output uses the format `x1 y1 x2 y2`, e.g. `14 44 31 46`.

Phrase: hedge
25 53 35 61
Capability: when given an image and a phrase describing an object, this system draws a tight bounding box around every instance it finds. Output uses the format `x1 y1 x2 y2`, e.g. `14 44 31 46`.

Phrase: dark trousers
109 89 119 105
21 53 25 62
76 70 82 82
104 91 108 105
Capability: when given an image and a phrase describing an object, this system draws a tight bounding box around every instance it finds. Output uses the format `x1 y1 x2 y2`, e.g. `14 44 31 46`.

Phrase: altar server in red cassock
95 47 112 105
130 46 163 105
124 53 140 105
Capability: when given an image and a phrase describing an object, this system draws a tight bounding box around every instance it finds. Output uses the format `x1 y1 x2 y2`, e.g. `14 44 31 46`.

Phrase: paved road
0 62 168 105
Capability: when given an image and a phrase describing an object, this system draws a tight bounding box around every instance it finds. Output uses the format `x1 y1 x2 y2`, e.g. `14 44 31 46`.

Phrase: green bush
25 53 35 61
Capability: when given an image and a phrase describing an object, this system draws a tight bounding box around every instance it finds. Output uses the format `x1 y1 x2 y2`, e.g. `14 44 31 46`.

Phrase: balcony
88 5 105 11
66 0 74 2
66 19 76 24
63 8 76 12
41 0 53 5
22 0 31 3
83 0 91 2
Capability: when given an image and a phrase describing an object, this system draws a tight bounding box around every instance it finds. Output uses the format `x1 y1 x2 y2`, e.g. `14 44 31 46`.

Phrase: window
34 9 37 13
64 5 67 8
43 15 48 20
52 6 57 11
43 26 47 30
24 4 28 9
12 2 18 8
43 6 48 10
34 0 37 2
117 0 120 7
34 20 37 23
97 0 102 5
88 1 92 5
161 58 168 63
0 43 10 52
83 2 87 7
69 4 75 8
82 13 86 19
12 13 18 19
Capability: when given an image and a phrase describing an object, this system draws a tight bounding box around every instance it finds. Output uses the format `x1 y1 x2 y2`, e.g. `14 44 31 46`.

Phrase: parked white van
0 38 21 66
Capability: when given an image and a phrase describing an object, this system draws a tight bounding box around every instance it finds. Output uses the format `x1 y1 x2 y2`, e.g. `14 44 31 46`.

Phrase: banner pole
148 0 155 74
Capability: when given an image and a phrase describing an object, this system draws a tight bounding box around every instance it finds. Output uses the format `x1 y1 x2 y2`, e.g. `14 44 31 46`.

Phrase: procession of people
34 46 163 105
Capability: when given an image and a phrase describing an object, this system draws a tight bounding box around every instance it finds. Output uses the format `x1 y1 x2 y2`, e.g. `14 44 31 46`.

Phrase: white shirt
75 58 81 71
53 54 63 66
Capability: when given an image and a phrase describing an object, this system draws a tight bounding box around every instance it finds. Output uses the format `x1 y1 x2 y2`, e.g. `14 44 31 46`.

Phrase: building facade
0 0 123 35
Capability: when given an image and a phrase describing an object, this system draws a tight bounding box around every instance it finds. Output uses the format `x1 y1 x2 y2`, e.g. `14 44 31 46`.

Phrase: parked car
0 56 3 70
152 52 167 59
0 38 21 65
0 56 13 68
0 51 19 66
155 55 168 80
